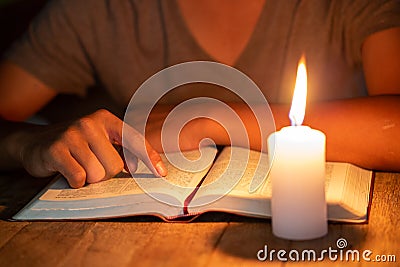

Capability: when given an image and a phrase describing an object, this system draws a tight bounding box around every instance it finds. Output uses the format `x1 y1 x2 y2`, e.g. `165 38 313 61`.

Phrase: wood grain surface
0 171 398 267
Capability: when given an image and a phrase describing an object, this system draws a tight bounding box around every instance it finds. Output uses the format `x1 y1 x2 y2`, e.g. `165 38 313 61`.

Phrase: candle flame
289 55 307 126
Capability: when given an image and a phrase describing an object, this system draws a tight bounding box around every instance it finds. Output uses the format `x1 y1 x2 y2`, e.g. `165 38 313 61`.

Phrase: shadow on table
0 170 52 220
109 211 267 223
212 222 368 261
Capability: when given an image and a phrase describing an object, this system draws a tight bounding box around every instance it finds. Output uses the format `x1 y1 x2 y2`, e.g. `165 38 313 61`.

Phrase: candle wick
289 115 300 126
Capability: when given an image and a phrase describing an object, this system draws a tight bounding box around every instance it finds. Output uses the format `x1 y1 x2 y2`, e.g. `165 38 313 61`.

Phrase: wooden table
0 170 398 266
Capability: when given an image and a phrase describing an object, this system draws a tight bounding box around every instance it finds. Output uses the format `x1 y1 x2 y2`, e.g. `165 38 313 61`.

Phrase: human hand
9 109 167 188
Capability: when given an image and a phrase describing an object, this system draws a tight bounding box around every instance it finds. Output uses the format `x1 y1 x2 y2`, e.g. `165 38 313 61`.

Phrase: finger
69 143 106 184
70 112 121 182
49 149 87 188
114 145 130 172
123 125 167 177
81 125 125 179
123 148 139 174
99 110 167 176
144 137 168 176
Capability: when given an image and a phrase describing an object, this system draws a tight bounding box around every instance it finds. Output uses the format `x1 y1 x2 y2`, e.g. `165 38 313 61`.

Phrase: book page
193 147 269 202
40 173 144 201
259 162 334 199
161 148 214 188
40 147 217 202
342 164 372 215
193 147 371 217
325 162 372 216
257 162 369 208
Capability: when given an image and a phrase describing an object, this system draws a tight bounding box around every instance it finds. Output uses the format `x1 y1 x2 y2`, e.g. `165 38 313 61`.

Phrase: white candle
268 56 327 240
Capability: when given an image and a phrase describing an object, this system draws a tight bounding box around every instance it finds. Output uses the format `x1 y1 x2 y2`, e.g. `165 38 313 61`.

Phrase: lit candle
267 56 327 240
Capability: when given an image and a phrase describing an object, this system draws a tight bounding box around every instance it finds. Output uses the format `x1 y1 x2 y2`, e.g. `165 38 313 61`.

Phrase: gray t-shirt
5 0 400 106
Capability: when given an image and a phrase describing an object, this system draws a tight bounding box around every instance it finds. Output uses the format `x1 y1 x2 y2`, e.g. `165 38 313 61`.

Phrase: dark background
0 0 123 123
0 0 48 53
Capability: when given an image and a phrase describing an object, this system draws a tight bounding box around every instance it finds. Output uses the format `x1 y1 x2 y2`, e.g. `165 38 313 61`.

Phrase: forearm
304 95 400 172
200 95 400 171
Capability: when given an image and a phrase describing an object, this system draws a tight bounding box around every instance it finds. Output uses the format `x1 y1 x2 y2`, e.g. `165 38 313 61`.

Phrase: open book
13 146 373 223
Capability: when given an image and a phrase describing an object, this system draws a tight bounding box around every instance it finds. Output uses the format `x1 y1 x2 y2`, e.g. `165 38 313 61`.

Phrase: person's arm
209 27 400 171
0 61 167 188
147 27 400 172
362 27 400 95
0 61 56 121
165 96 398 172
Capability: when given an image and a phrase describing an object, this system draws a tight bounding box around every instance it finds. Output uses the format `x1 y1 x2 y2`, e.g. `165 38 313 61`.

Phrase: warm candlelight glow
268 54 327 240
289 56 307 126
